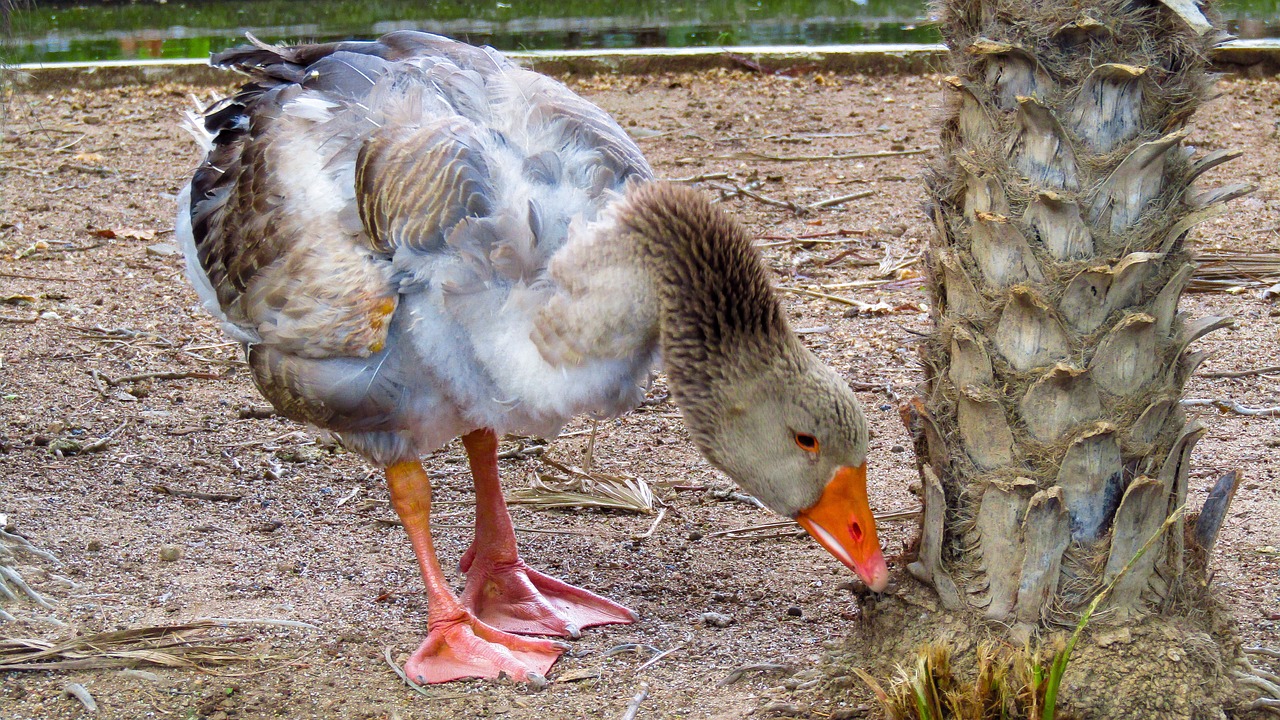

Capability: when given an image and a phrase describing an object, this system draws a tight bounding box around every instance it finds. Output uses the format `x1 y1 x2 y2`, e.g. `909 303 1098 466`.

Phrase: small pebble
700 612 733 628
786 606 803 617
878 403 892 411
158 545 182 562
86 539 102 552
686 530 703 541
890 444 905 453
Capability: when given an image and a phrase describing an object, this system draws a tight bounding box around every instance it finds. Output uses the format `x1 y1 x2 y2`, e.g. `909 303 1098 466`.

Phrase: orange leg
457 429 636 638
386 460 565 684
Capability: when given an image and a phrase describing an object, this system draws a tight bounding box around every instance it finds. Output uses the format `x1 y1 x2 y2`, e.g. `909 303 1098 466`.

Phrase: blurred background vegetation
1 0 1278 64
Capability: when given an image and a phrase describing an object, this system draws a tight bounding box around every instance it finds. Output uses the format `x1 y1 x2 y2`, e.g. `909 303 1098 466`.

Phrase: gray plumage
178 32 869 518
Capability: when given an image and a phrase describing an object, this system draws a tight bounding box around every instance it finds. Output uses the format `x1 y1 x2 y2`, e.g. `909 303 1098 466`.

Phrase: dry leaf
91 228 156 241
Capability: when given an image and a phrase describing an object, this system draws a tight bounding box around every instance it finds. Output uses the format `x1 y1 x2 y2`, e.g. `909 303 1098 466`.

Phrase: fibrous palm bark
902 0 1261 714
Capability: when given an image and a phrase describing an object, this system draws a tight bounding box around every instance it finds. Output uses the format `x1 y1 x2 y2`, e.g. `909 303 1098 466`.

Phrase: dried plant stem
64 684 97 712
1182 398 1280 417
807 189 875 210
633 507 667 540
720 147 934 162
1198 365 1280 379
619 682 651 720
88 368 221 389
635 645 681 673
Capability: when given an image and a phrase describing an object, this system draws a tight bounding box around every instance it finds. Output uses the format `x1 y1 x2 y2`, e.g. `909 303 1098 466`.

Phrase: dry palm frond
0 620 288 671
1189 251 1280 292
506 456 655 514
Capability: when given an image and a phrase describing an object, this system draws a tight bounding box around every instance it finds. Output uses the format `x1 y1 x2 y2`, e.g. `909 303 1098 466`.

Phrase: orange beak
794 463 889 592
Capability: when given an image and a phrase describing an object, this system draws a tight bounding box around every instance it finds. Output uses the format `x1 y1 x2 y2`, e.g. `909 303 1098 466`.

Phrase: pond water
3 0 1279 65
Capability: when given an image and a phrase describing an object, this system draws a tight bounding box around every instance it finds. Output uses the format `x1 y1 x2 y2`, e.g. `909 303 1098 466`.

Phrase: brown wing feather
190 81 398 359
356 118 494 254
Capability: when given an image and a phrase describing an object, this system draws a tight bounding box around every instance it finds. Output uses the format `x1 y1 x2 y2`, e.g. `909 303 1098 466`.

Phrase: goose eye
794 433 820 453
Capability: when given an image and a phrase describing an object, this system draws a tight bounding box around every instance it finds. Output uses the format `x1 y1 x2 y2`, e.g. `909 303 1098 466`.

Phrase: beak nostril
849 521 864 543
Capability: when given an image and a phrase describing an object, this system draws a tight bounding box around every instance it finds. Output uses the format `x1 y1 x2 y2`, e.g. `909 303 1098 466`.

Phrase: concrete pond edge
6 40 1280 90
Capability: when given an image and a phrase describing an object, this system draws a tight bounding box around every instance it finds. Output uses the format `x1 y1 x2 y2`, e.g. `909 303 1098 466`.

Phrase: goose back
179 32 658 463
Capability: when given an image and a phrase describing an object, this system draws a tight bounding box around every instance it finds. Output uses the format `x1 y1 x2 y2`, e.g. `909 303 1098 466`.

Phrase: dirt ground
1 65 1278 720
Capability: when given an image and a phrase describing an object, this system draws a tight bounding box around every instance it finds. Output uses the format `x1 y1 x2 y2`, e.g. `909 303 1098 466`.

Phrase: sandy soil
1 67 1278 720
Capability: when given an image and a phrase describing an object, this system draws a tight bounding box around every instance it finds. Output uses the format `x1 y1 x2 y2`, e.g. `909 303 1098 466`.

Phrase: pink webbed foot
460 550 637 638
404 608 568 685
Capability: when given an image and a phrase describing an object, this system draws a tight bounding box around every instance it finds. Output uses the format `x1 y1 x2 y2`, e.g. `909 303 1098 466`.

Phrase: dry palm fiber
0 620 289 671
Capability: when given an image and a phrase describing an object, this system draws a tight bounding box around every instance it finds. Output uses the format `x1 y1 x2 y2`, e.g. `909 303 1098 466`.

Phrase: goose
178 31 888 685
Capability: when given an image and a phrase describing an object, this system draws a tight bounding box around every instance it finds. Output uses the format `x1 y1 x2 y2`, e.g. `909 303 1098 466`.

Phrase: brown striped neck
617 183 799 392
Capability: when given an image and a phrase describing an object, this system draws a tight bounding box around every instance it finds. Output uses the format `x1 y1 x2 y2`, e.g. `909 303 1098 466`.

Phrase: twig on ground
1182 399 1280 417
717 663 795 687
821 249 880 266
635 646 682 673
88 369 221 389
602 643 662 659
633 507 667 541
756 229 868 242
199 617 322 631
718 147 935 163
667 171 731 184
1199 365 1280 379
384 647 435 698
708 508 921 539
0 272 73 282
45 421 129 456
0 314 38 324
152 485 243 503
387 520 600 537
619 682 650 720
1248 648 1280 660
701 486 768 510
335 487 361 507
706 179 802 213
778 285 859 306
498 443 545 460
219 430 309 449
806 189 875 211
64 684 97 712
238 405 277 419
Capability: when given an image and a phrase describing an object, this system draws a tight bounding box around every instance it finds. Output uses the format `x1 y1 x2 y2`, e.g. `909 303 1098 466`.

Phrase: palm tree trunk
900 0 1258 713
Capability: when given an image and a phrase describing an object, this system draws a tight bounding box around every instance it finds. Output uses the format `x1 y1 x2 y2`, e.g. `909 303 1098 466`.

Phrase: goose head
618 183 890 592
689 352 889 592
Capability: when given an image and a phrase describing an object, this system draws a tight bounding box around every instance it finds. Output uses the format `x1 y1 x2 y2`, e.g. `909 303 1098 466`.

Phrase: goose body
180 32 887 685
181 32 658 463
